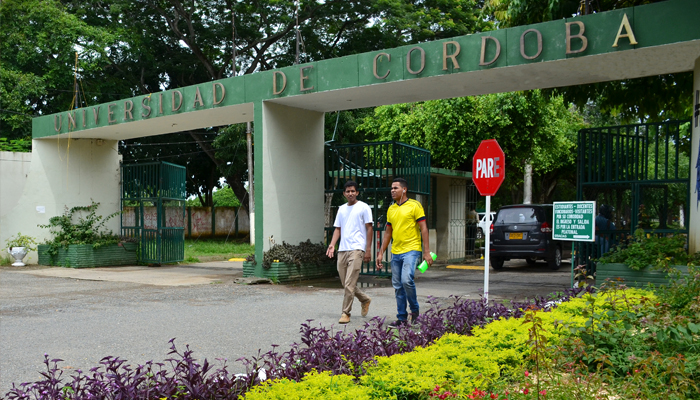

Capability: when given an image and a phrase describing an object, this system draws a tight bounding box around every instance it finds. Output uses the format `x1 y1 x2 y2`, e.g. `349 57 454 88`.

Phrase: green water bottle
417 252 437 273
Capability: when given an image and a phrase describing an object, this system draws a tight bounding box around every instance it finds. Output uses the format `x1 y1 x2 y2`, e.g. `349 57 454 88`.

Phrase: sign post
472 139 506 302
552 201 596 287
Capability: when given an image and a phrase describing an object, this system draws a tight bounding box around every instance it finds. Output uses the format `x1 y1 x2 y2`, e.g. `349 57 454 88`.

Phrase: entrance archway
4 0 700 273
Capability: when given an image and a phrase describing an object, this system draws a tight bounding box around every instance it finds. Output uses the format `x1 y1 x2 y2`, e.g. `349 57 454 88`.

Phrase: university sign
37 0 700 138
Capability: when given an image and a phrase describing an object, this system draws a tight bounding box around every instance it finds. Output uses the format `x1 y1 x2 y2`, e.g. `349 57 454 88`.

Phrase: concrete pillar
253 102 325 275
435 176 451 260
690 58 700 253
0 139 121 264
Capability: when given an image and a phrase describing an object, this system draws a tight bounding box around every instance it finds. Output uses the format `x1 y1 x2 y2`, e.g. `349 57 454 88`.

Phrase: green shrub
361 333 502 399
38 201 121 260
243 370 372 400
598 228 700 271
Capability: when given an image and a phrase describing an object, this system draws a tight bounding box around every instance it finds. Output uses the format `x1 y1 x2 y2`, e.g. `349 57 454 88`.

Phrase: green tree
357 90 584 203
60 0 491 210
482 0 692 123
0 0 117 142
186 185 241 207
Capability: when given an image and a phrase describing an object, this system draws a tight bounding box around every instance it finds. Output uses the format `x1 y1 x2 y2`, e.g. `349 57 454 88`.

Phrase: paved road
0 260 571 394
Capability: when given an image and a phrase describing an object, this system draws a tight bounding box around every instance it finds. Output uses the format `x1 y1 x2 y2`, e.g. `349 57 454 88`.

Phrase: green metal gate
121 161 187 264
325 141 431 275
576 120 691 273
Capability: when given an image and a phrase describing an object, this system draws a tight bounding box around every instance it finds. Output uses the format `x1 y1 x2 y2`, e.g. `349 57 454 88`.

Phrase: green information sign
552 201 596 242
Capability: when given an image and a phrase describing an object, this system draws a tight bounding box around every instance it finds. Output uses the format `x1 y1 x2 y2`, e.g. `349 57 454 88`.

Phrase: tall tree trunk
523 162 532 204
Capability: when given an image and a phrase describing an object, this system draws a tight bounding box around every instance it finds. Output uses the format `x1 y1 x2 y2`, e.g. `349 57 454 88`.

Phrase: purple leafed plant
4 287 591 400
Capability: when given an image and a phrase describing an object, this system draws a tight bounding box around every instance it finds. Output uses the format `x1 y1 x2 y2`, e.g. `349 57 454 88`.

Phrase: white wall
0 139 121 263
690 58 700 253
261 102 325 251
0 151 32 217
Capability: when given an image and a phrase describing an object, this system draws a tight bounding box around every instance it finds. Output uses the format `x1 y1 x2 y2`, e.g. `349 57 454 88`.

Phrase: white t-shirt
333 200 373 252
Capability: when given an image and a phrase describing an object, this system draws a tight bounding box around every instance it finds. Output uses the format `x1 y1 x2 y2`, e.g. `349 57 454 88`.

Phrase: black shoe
389 319 407 328
409 312 419 324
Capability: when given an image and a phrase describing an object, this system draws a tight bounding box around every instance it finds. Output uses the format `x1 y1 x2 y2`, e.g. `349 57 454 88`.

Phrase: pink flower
524 370 530 377
540 390 547 395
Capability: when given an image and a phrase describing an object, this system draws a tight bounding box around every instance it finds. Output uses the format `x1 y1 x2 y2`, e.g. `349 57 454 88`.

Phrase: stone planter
596 263 689 288
243 261 337 283
8 247 29 266
38 243 138 268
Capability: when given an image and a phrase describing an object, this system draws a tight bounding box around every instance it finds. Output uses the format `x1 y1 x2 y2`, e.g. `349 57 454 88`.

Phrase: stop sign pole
472 139 506 302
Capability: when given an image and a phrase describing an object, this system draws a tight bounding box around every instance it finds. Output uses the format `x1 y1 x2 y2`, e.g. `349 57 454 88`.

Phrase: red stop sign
472 139 505 196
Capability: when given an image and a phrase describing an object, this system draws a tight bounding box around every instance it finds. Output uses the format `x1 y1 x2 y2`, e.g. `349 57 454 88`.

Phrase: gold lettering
442 41 461 71
520 29 543 60
300 66 314 92
124 100 134 121
273 71 287 95
158 93 164 115
612 13 638 47
82 109 86 127
566 21 588 54
142 96 152 118
479 36 501 66
171 90 183 111
373 52 391 80
108 103 117 124
213 82 225 104
54 114 62 132
406 47 426 75
92 106 100 124
67 112 77 130
193 87 204 107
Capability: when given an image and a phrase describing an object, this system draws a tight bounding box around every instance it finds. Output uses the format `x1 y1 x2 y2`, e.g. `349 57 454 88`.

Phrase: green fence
576 120 692 273
121 161 187 264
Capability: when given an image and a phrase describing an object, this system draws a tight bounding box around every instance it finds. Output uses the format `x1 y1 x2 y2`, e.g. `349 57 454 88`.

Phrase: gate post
690 58 700 253
253 102 325 277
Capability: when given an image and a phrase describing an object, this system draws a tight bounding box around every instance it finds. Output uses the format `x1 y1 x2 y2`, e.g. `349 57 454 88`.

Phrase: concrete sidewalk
16 261 244 286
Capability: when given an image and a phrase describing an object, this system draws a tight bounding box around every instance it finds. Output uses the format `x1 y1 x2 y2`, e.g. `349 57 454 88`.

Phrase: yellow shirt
386 199 426 254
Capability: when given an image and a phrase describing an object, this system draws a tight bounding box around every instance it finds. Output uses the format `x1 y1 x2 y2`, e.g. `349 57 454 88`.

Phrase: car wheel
476 228 483 239
491 257 504 270
548 246 562 270
525 257 537 266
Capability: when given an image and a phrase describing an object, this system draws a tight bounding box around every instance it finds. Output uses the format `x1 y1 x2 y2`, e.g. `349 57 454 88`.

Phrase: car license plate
507 232 523 240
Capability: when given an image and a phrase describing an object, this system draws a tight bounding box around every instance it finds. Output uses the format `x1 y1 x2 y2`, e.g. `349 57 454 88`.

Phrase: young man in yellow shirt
376 177 432 327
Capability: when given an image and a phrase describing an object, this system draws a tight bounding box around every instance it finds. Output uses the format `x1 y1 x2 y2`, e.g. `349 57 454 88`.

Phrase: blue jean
390 250 421 321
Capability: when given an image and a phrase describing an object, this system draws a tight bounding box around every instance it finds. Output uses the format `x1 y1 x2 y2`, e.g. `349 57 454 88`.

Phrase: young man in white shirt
326 180 373 324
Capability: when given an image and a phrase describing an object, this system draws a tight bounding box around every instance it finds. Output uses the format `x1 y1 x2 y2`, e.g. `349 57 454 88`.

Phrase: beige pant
337 250 371 316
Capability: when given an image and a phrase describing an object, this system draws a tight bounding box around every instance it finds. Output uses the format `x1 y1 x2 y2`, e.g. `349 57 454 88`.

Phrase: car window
496 208 539 224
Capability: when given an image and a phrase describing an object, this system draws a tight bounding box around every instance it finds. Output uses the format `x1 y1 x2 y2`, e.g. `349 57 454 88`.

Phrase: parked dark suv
489 204 568 270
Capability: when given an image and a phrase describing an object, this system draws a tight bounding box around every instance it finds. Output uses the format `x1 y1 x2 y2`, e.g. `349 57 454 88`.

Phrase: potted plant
37 201 137 268
596 228 700 288
4 233 38 266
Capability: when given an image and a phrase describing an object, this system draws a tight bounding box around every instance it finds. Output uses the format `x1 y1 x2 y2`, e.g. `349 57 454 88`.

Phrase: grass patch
184 238 254 262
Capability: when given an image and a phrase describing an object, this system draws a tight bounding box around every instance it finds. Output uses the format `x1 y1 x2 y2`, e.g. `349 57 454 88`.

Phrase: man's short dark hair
393 177 408 188
344 180 359 191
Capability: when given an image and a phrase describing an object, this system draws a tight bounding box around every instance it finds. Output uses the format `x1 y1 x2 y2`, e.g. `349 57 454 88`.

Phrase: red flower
524 370 530 377
523 388 529 395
